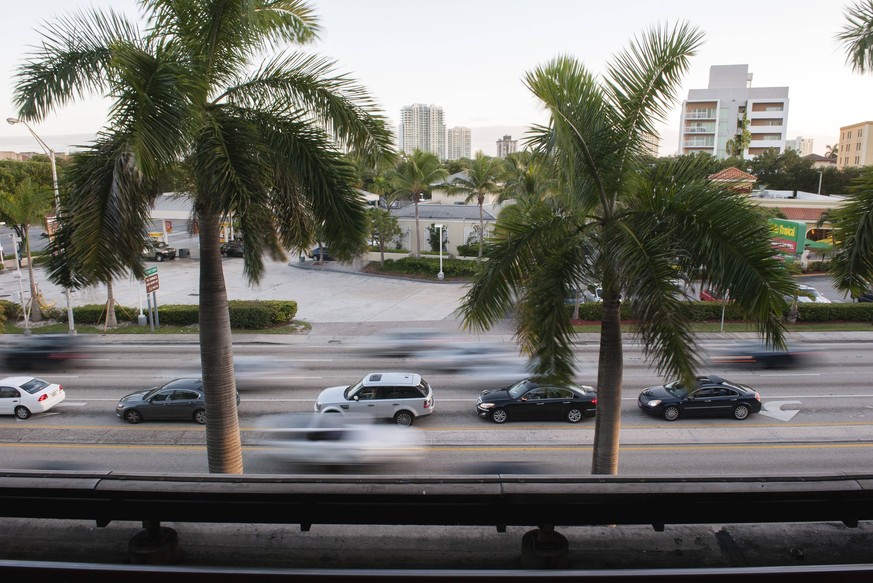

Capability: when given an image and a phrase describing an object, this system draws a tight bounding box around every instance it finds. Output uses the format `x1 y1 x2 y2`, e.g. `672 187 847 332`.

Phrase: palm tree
838 1 873 73
825 144 839 160
0 178 55 322
15 0 392 473
459 24 795 475
391 150 447 256
446 152 504 258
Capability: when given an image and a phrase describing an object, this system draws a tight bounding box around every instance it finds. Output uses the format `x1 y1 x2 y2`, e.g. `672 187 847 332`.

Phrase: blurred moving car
116 378 240 424
220 239 244 257
314 372 434 426
369 328 452 358
143 240 176 262
164 355 297 390
415 341 531 382
255 413 425 466
0 376 65 419
709 341 817 369
1 334 91 370
308 246 332 261
476 378 597 424
638 374 761 421
858 288 873 303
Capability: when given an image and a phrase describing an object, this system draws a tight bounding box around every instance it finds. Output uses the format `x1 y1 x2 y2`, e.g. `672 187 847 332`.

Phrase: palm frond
829 167 873 296
838 0 873 74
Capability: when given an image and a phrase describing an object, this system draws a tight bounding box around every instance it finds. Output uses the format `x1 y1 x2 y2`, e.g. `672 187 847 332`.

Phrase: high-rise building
837 122 873 169
496 135 517 158
399 104 446 159
446 127 471 160
678 65 789 159
785 136 814 157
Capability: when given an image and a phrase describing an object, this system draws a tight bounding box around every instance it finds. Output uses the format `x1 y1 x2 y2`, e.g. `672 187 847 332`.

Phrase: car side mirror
352 395 359 401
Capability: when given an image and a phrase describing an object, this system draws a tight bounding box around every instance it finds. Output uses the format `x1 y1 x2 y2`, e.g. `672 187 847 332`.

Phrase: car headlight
478 402 495 409
646 399 662 407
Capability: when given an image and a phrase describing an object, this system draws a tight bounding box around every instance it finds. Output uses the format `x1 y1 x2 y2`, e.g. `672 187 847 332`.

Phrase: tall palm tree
459 25 795 475
447 152 504 258
15 0 392 473
838 0 873 73
825 144 839 160
0 178 55 322
391 150 447 256
498 150 557 206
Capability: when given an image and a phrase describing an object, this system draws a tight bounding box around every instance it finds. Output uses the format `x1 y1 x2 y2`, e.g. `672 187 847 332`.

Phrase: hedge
5 300 298 329
568 301 873 323
369 257 481 278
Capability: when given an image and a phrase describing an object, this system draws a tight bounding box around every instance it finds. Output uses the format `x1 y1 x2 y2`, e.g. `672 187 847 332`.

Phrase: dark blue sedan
638 375 761 421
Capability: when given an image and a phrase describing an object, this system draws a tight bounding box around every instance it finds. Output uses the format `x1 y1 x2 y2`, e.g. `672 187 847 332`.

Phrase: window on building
856 156 861 164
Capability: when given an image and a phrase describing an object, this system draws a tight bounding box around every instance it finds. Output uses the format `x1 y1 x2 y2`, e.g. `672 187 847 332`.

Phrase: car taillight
38 394 48 402
591 398 597 406
754 392 761 401
423 399 430 409
59 386 63 392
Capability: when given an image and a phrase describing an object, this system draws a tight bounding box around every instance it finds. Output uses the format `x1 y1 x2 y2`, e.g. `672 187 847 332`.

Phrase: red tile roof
779 207 826 221
708 167 758 182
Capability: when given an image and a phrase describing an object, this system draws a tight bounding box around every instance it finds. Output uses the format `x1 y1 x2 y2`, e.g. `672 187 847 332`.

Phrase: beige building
836 121 873 169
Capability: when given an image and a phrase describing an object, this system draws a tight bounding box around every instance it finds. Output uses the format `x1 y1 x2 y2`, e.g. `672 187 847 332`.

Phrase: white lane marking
758 400 802 422
57 402 88 407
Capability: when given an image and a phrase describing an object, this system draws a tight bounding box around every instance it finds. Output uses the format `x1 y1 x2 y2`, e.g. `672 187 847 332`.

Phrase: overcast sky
1 0 871 157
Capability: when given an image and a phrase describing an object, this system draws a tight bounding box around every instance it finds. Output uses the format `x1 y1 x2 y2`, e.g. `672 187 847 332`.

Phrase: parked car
1 334 92 370
476 378 597 424
220 239 244 257
637 374 761 421
143 240 176 262
314 372 434 426
858 288 873 303
709 341 817 369
699 288 728 302
0 376 65 419
308 246 332 261
796 284 831 304
116 378 240 425
255 413 425 466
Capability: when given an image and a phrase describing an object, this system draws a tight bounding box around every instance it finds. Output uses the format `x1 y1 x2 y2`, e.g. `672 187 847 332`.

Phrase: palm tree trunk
104 279 117 329
24 233 42 322
591 292 623 475
199 210 244 474
477 195 485 259
413 194 421 256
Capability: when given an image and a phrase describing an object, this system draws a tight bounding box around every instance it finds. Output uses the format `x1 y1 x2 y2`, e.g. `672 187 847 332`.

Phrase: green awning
804 239 832 250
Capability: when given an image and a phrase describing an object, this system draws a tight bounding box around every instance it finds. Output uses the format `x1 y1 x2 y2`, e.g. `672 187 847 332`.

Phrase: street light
7 117 76 334
436 224 444 280
817 170 823 195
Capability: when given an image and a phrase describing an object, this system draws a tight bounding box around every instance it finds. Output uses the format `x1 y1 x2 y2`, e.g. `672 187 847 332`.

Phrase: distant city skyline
2 1 872 158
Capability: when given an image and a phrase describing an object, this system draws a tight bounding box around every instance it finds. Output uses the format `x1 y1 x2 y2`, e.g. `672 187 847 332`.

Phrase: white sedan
0 376 65 419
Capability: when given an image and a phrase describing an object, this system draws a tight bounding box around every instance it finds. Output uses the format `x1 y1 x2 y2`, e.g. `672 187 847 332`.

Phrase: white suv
314 372 434 426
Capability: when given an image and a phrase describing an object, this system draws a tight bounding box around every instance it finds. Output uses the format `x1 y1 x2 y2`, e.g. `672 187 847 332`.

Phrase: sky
1 0 871 158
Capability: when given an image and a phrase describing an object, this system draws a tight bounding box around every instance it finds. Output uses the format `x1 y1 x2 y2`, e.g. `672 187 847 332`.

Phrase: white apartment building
399 104 446 159
837 121 873 169
496 135 517 158
446 127 471 160
679 65 789 159
785 136 814 157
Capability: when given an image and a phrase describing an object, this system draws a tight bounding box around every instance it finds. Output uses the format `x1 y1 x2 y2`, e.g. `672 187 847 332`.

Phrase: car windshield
507 379 537 399
19 378 50 394
344 379 365 399
663 381 689 398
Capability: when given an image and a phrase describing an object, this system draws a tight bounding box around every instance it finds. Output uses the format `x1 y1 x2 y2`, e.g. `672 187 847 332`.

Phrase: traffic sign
145 266 158 276
145 266 159 293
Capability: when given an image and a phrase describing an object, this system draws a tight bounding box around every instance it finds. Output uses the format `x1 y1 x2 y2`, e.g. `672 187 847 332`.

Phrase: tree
0 178 55 322
15 0 393 473
825 144 839 160
367 208 401 264
459 25 795 475
838 0 873 73
391 150 447 256
446 152 504 258
498 150 556 207
724 110 751 158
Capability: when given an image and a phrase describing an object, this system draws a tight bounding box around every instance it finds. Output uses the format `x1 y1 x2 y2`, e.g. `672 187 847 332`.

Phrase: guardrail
2 471 873 576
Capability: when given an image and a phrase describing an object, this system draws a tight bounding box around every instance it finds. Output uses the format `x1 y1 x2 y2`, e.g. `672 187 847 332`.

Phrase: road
2 338 871 476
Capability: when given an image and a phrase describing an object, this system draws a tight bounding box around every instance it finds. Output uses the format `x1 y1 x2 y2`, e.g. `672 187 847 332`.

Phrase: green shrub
370 257 481 278
568 300 873 323
50 300 297 328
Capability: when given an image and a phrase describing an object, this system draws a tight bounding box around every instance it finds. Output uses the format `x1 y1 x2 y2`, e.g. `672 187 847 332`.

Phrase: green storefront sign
768 218 806 261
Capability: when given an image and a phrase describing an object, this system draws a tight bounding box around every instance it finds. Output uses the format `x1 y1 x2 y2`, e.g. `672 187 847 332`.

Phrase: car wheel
491 408 508 424
663 405 680 421
193 409 207 425
14 406 31 420
124 409 143 424
156 254 164 262
733 404 750 420
566 408 583 423
394 410 414 426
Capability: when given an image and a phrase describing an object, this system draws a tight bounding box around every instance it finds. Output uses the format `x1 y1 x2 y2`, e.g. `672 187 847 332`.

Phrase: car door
346 384 381 416
684 387 716 417
514 387 550 420
0 386 21 415
141 389 175 419
547 387 578 420
708 387 741 416
169 390 202 420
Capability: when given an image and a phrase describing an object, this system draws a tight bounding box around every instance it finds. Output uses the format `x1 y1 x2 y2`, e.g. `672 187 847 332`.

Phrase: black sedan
638 375 761 421
1 334 91 370
709 341 816 369
115 378 240 425
220 240 244 257
476 378 597 424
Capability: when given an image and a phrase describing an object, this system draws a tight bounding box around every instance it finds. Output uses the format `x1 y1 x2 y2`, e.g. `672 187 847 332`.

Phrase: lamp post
7 117 76 334
817 170 823 195
436 224 444 280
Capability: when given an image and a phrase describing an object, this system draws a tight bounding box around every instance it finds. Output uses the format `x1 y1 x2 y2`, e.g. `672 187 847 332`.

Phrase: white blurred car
796 284 831 304
415 342 531 381
255 413 425 466
0 376 65 419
